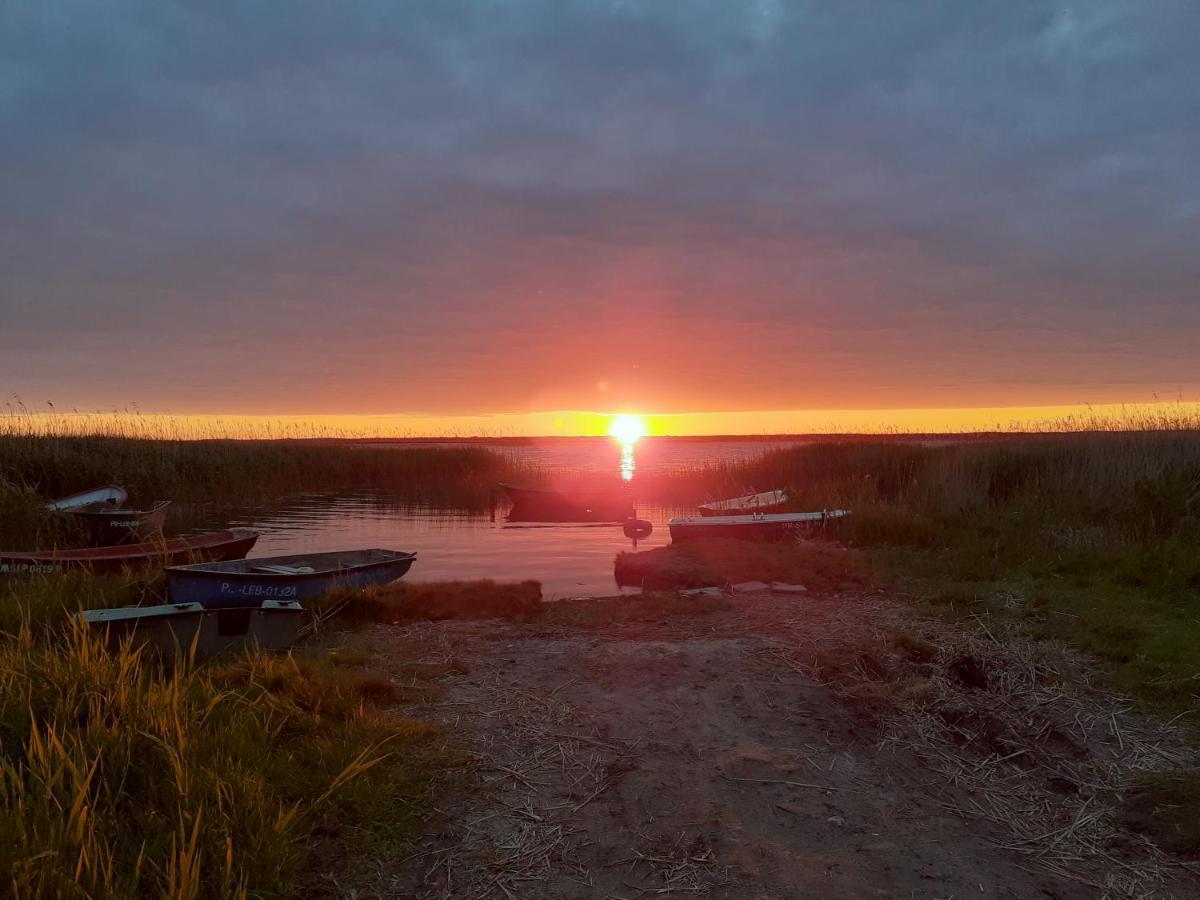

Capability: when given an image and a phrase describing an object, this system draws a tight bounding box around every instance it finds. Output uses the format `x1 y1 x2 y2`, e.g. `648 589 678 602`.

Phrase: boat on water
698 489 788 517
0 528 260 576
45 485 128 512
79 599 304 656
71 500 172 545
669 510 850 542
165 548 417 607
499 482 634 522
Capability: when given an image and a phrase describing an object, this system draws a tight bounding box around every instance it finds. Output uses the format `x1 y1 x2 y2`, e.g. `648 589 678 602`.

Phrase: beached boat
499 482 634 522
165 548 417 607
668 510 850 543
71 500 172 545
698 489 788 517
79 599 304 656
45 485 128 512
0 528 260 576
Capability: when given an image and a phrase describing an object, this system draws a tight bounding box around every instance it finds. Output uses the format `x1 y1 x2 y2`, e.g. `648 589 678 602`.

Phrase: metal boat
165 548 417 607
698 489 788 517
0 528 260 576
45 485 128 512
668 510 850 542
499 482 634 522
79 599 304 656
71 500 172 545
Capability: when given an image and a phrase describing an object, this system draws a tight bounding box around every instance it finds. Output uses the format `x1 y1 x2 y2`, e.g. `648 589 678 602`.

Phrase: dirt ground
338 590 1200 900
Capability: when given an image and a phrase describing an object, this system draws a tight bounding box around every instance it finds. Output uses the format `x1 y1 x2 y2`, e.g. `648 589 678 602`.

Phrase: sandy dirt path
343 591 1200 899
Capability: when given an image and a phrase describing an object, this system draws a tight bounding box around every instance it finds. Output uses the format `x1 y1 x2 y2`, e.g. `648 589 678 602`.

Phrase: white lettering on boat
218 581 299 598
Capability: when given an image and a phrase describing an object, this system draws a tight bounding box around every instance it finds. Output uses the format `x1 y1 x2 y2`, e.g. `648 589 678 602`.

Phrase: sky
2 2 1198 435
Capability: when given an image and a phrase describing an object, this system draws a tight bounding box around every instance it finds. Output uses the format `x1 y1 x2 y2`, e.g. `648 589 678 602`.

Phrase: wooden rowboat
79 599 304 657
45 485 128 512
0 528 260 576
698 489 788 517
71 500 172 545
166 548 417 607
499 483 634 522
669 510 850 543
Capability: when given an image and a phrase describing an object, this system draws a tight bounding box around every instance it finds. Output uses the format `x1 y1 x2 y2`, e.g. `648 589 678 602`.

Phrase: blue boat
165 549 417 607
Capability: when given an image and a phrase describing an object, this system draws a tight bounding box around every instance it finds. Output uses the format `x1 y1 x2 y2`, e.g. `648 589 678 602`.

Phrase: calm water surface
198 439 801 598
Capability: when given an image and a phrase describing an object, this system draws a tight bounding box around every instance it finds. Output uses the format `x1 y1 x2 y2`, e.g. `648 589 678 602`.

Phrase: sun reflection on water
619 440 635 481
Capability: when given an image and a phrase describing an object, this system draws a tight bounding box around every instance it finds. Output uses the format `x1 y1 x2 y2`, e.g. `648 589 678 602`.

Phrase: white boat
669 509 850 542
45 484 128 512
78 599 304 656
698 489 788 517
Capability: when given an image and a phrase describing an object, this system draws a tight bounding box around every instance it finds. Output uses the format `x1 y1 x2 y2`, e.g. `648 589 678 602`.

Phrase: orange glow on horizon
4 402 1200 440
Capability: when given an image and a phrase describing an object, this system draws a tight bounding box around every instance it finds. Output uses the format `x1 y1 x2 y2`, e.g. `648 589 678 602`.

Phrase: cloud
1 1 1198 413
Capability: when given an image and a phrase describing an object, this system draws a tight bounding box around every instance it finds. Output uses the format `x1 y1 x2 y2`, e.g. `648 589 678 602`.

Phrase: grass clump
317 579 544 627
614 538 866 592
0 594 452 897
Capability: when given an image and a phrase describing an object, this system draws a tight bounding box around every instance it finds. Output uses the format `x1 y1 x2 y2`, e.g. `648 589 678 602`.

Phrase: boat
45 485 128 512
499 483 634 522
0 528 260 576
668 510 850 543
698 489 788 517
165 548 417 607
78 599 304 656
71 500 172 545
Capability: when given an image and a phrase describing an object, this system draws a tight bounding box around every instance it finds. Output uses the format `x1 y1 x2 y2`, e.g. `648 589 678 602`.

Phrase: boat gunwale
70 499 173 520
0 528 260 563
165 549 417 579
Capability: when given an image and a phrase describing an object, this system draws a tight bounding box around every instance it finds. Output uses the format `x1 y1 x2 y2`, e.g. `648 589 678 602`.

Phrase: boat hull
72 500 172 545
80 600 304 657
0 529 260 576
166 549 416 607
669 510 850 543
499 483 634 522
45 485 128 512
698 489 789 517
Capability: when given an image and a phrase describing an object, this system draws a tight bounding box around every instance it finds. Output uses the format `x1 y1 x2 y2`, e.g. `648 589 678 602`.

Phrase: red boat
0 529 260 576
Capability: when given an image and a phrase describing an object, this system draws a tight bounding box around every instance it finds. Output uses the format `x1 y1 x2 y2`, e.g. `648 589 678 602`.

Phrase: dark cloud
1 1 1197 414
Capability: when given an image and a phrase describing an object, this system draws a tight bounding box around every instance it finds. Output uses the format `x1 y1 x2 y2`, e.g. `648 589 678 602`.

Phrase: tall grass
653 432 1200 712
0 580 450 898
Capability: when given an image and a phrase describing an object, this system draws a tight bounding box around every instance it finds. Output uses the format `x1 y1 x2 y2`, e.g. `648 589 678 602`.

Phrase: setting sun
608 413 646 444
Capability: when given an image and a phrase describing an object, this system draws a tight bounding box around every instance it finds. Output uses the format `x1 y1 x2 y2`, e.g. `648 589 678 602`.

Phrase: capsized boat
165 548 417 607
0 528 260 576
45 485 128 512
499 482 634 522
669 510 850 543
71 500 172 545
78 599 304 656
698 489 788 517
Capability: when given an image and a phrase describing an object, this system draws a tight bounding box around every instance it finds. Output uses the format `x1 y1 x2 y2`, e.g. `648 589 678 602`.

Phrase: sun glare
608 414 646 445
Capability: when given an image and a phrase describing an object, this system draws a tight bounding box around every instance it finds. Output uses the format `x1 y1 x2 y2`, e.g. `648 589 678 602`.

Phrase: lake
194 438 803 598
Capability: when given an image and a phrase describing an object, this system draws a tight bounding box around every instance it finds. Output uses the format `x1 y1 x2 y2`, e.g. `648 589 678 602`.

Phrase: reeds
0 587 450 897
